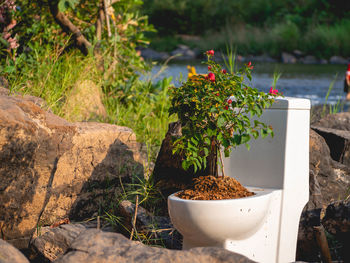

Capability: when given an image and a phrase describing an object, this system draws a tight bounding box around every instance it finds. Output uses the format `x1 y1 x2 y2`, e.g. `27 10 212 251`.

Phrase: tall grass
7 45 100 116
5 44 175 162
103 77 176 161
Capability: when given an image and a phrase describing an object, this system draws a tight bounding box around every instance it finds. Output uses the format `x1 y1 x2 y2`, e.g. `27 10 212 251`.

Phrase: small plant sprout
169 50 281 176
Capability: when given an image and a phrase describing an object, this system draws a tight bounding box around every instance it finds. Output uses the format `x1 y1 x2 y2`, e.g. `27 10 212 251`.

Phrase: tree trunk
207 137 218 177
48 2 92 55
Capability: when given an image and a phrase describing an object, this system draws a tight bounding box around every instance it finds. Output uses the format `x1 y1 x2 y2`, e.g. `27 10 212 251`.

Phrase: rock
153 121 211 204
30 224 86 262
281 52 297 64
62 79 107 122
311 125 350 167
117 200 182 249
313 112 350 131
55 229 254 263
242 54 277 63
322 199 350 238
170 45 197 60
329 56 348 64
296 129 350 261
308 129 350 204
0 239 29 263
300 55 318 64
293 50 304 58
139 48 170 61
322 199 350 262
0 90 146 248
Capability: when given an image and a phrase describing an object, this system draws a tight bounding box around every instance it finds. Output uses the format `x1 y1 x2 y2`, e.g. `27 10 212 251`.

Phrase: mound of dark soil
176 175 254 200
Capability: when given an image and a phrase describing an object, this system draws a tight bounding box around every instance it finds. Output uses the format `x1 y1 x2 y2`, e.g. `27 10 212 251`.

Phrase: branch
48 1 92 55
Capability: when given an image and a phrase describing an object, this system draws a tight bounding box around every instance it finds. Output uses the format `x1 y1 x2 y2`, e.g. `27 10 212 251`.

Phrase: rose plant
169 50 281 178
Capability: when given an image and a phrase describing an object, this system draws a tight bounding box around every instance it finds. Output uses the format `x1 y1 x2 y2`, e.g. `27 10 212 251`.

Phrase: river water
145 61 348 106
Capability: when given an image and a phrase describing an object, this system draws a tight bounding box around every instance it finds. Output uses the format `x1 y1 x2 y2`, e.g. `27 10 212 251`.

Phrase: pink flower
222 69 227 74
269 86 278 95
206 50 214 56
206 72 215 82
215 92 220 96
227 99 232 104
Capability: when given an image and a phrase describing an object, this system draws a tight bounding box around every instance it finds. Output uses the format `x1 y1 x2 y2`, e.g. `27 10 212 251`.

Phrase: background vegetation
143 0 350 58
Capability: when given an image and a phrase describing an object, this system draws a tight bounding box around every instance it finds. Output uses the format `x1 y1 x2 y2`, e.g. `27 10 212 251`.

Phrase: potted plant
168 50 280 200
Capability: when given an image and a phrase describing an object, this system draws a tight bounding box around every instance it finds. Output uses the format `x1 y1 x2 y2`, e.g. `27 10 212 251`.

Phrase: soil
176 175 255 200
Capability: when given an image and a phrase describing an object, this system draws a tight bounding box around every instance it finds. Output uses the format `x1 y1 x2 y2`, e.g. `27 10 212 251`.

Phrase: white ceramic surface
167 97 310 263
168 187 274 246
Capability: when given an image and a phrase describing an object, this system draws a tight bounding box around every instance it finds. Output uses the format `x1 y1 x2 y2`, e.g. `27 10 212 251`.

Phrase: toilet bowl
168 187 276 248
167 97 310 263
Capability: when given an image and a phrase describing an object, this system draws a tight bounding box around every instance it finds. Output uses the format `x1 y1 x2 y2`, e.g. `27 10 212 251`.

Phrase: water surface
145 61 347 106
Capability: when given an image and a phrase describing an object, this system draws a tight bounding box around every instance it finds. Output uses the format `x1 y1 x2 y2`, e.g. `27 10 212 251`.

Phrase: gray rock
0 88 146 248
300 55 318 64
329 56 348 64
243 54 277 63
54 229 255 263
293 50 304 58
170 45 197 60
139 48 169 61
0 239 29 263
281 52 297 64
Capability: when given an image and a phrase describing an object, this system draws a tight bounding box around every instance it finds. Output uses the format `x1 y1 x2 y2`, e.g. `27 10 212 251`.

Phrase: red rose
206 50 214 56
222 69 227 74
227 99 232 104
269 86 278 95
208 66 212 71
207 72 215 82
247 61 253 69
225 105 229 110
216 92 220 96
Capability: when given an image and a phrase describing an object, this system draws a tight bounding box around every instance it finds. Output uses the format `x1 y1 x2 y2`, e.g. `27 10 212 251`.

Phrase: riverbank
139 45 349 65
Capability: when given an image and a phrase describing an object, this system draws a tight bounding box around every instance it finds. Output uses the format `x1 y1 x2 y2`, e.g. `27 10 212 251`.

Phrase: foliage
143 0 350 58
169 51 280 173
103 75 176 161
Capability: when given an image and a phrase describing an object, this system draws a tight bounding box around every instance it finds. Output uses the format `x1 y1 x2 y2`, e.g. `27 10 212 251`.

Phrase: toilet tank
223 97 310 189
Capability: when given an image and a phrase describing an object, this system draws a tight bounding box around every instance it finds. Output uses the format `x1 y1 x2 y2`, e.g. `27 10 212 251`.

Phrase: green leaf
241 134 250 144
217 116 225 127
58 0 79 12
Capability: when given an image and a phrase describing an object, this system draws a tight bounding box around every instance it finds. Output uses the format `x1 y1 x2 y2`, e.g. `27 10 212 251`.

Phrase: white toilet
168 97 310 263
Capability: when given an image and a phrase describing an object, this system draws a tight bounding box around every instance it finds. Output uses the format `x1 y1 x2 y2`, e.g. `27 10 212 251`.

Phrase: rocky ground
0 88 350 262
138 45 349 64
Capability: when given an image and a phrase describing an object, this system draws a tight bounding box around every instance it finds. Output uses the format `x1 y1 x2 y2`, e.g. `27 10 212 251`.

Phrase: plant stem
218 148 226 177
130 195 139 240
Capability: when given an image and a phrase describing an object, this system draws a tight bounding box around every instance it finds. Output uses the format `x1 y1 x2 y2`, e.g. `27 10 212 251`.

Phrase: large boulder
55 229 254 263
0 88 145 248
322 199 350 262
0 239 29 263
297 129 350 261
